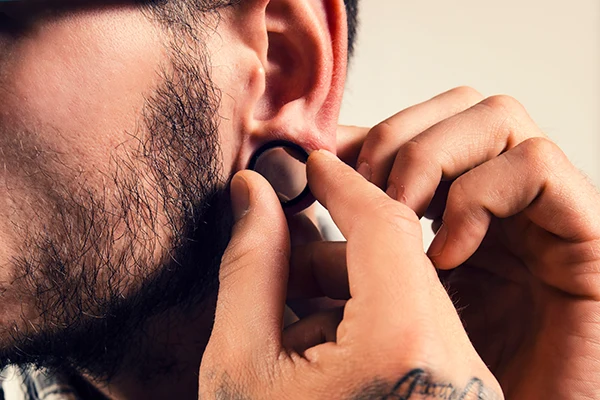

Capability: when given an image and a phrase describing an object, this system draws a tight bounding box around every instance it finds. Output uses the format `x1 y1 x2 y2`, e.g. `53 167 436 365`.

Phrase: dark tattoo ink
352 369 498 400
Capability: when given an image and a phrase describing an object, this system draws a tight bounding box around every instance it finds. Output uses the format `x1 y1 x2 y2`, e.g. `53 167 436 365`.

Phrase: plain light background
323 0 600 244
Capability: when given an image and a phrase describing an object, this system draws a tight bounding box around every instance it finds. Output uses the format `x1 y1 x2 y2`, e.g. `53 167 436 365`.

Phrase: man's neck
89 297 217 400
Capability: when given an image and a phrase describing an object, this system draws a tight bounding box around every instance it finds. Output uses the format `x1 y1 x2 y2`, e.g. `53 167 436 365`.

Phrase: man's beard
0 49 234 381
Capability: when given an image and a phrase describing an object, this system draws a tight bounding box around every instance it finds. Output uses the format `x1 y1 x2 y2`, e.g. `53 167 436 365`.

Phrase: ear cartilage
248 140 315 215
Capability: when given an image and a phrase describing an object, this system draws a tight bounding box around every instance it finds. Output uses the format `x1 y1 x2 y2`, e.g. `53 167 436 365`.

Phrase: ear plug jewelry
248 140 315 215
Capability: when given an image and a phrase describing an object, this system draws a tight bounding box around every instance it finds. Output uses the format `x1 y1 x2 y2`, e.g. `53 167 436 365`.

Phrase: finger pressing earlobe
306 149 385 235
212 170 290 357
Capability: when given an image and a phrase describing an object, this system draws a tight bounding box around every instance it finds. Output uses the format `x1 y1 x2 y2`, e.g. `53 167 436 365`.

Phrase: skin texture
336 87 600 398
200 87 600 399
0 4 237 399
200 154 503 399
2 1 600 400
0 0 350 398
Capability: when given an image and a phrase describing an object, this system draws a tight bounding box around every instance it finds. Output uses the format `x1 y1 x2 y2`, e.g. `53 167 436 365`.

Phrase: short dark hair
345 0 359 58
144 0 359 58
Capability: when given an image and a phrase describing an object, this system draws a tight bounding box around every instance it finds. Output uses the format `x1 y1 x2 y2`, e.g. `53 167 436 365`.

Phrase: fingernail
357 162 371 181
427 223 448 257
311 149 336 160
386 184 397 200
231 175 250 222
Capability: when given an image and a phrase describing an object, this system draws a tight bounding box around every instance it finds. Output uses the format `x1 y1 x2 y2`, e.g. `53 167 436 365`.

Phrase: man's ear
217 0 348 170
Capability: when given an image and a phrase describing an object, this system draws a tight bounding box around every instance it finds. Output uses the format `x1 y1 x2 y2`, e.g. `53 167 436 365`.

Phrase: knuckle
446 177 472 212
397 139 430 166
448 85 484 103
481 94 525 114
518 137 564 170
478 95 531 143
520 136 561 158
446 177 485 228
367 120 399 144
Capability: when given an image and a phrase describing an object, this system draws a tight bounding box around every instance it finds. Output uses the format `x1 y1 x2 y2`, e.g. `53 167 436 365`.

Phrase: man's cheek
0 8 174 265
0 7 166 163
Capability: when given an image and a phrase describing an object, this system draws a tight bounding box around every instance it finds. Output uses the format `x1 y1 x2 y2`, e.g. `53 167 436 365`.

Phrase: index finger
306 150 437 305
212 171 290 355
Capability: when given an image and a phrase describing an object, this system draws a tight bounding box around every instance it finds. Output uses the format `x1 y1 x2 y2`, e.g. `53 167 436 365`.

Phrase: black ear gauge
247 140 315 215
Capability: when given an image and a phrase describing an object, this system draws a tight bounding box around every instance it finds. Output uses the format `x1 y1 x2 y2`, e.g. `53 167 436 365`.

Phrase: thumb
212 170 290 356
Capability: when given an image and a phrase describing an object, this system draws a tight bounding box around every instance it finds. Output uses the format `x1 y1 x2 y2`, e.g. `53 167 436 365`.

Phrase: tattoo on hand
352 369 497 400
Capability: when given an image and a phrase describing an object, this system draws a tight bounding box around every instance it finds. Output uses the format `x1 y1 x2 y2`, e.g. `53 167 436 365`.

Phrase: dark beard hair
0 0 360 382
0 38 233 381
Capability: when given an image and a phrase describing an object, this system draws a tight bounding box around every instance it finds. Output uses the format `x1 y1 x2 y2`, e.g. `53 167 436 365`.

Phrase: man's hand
337 87 600 398
198 152 503 399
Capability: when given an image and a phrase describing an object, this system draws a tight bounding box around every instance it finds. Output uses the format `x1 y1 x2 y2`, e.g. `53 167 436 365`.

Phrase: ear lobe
249 0 348 152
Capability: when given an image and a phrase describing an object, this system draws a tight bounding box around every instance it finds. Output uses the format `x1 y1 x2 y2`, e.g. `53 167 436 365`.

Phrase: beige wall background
327 0 600 244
